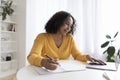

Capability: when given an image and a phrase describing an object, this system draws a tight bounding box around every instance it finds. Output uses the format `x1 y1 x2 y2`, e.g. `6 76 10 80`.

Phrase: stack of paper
32 60 86 75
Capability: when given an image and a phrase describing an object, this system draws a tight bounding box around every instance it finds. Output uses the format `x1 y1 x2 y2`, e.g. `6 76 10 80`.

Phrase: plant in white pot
101 32 119 62
1 1 14 20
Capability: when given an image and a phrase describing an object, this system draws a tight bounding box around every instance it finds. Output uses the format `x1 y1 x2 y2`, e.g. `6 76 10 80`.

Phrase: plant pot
5 15 12 21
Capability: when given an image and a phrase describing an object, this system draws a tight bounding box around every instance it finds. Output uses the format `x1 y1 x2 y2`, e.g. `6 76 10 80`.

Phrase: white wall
26 0 38 65
17 0 26 68
101 0 120 34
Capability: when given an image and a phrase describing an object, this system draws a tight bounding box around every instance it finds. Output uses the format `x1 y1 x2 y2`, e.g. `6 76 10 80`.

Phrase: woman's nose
66 27 71 31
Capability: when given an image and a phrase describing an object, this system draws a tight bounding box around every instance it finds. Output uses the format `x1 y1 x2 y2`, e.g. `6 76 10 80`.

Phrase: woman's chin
62 32 68 35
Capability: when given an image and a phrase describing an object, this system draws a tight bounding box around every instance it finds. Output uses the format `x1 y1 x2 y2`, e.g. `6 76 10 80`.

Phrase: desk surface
17 65 120 80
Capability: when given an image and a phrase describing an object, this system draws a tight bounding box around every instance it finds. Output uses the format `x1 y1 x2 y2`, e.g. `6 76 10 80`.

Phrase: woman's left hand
86 55 106 65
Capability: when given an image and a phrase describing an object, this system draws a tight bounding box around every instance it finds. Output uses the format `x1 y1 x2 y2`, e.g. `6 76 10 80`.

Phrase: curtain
69 0 102 58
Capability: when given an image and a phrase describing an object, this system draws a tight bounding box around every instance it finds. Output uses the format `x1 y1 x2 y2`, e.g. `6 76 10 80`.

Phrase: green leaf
106 35 111 39
9 1 13 7
114 32 118 38
107 46 115 57
1 1 14 20
103 50 107 54
101 41 109 48
2 12 6 20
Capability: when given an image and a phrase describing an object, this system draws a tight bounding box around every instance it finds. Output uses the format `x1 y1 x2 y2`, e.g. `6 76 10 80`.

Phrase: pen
45 55 59 65
45 55 65 70
45 55 54 60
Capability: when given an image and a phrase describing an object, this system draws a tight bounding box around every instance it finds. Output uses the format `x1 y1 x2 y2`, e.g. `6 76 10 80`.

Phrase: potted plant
101 32 119 62
1 1 14 20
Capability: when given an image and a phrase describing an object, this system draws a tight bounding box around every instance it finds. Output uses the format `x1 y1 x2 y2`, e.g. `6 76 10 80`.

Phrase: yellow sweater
27 33 88 67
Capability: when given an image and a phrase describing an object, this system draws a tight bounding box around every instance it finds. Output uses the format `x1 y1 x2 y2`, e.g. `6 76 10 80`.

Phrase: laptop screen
115 49 120 70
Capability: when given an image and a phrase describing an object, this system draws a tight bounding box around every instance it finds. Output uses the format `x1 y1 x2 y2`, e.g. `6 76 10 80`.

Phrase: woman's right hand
41 58 58 70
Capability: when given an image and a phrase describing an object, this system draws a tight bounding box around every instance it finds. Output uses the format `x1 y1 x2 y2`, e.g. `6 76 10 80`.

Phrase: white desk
17 65 120 80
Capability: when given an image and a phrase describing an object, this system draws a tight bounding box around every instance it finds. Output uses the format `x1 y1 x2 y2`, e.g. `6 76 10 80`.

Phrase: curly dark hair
45 11 76 34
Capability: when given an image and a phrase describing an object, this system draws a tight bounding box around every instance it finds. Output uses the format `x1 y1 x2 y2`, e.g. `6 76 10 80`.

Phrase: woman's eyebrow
68 21 73 26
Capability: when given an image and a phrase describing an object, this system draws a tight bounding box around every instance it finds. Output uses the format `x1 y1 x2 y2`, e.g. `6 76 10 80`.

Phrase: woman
27 11 105 70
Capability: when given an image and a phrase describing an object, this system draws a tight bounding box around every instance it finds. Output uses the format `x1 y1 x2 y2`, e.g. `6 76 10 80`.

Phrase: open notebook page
32 60 86 75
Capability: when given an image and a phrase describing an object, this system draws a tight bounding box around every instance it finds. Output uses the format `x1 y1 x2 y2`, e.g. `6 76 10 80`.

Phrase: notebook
32 60 86 75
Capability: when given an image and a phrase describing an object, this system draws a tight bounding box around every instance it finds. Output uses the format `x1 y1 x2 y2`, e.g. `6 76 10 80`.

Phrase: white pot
6 15 12 21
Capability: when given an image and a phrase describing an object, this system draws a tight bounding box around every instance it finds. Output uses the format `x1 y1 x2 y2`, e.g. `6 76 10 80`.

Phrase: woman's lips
64 29 68 33
64 29 70 33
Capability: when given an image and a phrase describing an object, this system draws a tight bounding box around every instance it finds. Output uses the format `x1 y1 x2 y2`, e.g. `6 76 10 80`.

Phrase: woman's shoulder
37 33 48 36
65 34 73 38
36 33 49 39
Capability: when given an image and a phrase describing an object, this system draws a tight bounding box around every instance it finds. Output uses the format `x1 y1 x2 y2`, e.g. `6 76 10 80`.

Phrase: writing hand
41 58 58 70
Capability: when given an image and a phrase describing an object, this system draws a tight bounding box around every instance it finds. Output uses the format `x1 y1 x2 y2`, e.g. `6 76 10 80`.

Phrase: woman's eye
66 23 70 26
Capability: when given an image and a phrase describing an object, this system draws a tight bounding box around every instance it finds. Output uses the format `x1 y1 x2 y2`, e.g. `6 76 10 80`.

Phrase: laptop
86 50 120 71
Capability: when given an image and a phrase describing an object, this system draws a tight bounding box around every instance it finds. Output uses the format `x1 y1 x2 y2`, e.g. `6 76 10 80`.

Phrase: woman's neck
52 32 63 39
52 32 64 48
